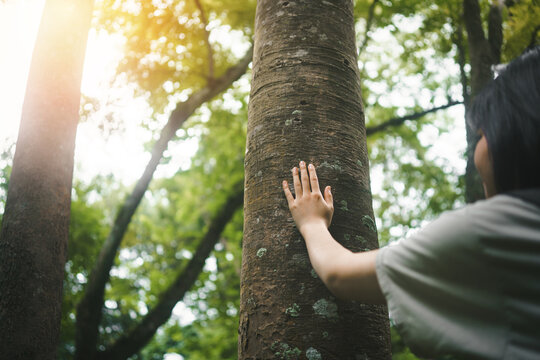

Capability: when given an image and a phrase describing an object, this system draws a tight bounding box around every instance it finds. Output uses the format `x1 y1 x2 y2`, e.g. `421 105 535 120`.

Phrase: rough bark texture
0 1 93 359
239 1 391 359
462 0 503 203
74 47 252 360
97 185 244 360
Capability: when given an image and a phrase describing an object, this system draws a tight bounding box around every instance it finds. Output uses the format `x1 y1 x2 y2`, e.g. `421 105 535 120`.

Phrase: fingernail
309 163 313 169
300 161 305 167
283 180 287 186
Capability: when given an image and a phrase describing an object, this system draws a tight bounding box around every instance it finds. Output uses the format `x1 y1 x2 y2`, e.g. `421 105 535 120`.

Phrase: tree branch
488 0 504 63
98 185 244 360
463 0 486 46
454 23 471 106
463 0 495 97
74 46 253 360
194 0 215 82
358 0 379 57
365 100 463 136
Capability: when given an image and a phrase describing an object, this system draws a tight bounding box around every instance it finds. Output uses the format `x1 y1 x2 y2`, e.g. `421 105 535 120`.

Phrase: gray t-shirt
375 194 540 359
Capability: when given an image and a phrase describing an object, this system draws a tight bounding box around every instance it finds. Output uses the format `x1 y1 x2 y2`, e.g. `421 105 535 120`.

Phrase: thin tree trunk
0 0 93 359
97 185 244 360
462 0 503 203
239 0 391 358
74 47 252 359
454 22 470 106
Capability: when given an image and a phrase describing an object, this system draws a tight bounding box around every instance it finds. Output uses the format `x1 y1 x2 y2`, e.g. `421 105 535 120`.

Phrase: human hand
282 161 334 234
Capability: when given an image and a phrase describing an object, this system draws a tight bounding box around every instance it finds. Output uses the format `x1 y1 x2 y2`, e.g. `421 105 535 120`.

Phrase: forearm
300 223 385 304
299 222 351 283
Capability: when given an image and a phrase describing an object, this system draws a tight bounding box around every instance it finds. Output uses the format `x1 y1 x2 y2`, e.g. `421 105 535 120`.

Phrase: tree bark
97 185 244 360
0 0 94 359
239 1 391 359
74 47 252 359
462 0 504 203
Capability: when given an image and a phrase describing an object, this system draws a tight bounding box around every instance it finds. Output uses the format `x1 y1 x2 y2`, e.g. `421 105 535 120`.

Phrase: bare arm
282 161 385 304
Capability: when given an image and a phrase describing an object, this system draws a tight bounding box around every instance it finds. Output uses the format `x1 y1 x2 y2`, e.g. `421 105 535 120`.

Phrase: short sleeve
375 207 505 359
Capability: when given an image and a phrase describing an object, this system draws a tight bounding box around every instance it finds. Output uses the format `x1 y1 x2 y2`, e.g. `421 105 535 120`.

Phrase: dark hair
467 46 540 193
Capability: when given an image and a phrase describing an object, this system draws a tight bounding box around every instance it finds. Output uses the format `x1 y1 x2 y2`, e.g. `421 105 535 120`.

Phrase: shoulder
377 194 540 278
376 194 540 358
463 194 540 239
424 193 540 237
437 193 538 224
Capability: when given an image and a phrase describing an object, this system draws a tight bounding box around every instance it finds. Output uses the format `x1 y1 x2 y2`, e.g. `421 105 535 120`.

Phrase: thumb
324 186 333 207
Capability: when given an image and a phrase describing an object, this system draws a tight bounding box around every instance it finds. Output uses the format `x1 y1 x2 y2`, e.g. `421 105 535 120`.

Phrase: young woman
282 47 540 359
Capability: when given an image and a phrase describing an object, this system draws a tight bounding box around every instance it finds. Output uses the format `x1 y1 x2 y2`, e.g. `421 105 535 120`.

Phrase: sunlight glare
0 0 45 145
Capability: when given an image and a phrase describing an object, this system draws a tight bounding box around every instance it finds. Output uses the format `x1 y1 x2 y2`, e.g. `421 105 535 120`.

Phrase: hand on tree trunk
282 161 334 234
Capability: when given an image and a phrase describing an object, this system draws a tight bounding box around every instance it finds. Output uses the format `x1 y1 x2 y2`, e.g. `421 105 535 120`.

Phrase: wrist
298 220 328 237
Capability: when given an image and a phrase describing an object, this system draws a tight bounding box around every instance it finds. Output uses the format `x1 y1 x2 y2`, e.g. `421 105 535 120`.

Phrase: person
282 46 540 359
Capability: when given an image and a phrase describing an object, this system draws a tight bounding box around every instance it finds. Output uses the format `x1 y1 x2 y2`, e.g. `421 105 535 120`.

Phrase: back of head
467 46 540 193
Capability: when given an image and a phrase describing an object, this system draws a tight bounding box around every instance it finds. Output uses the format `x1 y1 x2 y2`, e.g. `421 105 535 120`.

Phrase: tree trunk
0 0 93 359
239 0 391 358
462 0 503 203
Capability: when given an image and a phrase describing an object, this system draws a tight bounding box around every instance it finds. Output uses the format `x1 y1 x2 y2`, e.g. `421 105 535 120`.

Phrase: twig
194 0 215 82
358 0 379 57
365 100 463 136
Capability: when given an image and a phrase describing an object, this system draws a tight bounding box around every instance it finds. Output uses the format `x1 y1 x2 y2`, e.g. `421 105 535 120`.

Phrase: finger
324 186 333 207
292 167 302 197
308 164 321 194
299 161 310 194
282 180 294 206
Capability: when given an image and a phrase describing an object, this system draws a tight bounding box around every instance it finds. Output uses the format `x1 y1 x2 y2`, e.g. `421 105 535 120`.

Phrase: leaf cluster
93 0 254 114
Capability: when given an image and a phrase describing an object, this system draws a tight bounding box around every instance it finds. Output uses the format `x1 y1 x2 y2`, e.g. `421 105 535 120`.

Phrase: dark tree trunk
462 0 503 203
239 0 391 359
74 47 252 360
0 0 93 359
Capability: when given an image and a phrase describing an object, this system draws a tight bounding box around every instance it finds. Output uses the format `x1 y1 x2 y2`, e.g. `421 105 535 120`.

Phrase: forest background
0 0 539 358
